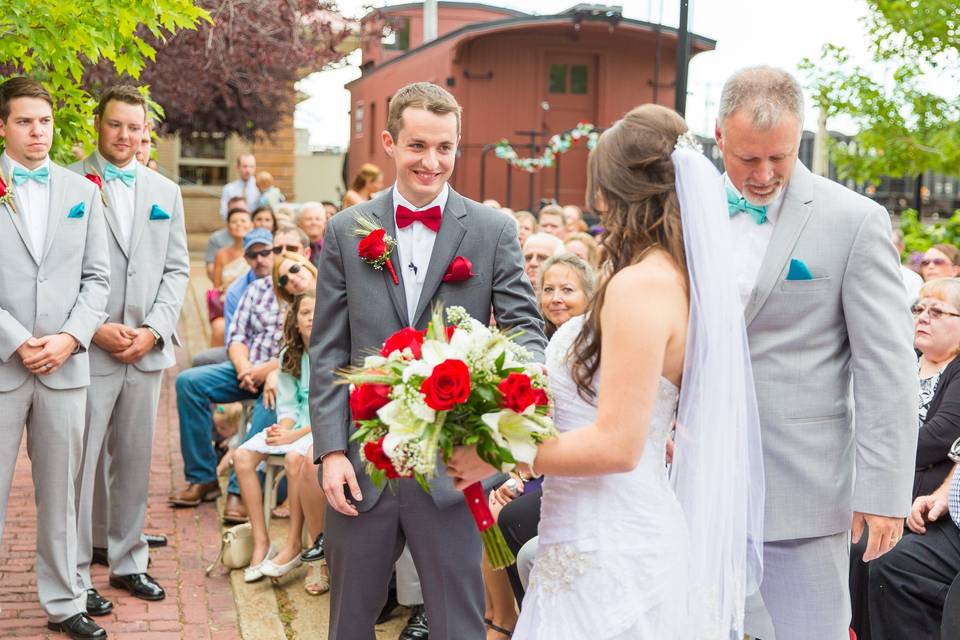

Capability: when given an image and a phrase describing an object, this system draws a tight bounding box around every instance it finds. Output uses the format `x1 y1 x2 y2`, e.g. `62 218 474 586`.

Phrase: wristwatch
948 437 960 464
143 325 164 350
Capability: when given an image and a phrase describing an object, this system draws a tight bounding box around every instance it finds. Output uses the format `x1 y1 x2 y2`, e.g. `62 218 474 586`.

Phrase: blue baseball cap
243 228 273 253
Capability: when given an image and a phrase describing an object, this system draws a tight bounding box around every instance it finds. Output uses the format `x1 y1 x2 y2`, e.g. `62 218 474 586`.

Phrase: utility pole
674 0 690 116
424 0 438 43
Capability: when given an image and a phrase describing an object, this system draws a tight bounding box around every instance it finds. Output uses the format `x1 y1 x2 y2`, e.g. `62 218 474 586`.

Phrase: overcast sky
295 0 880 149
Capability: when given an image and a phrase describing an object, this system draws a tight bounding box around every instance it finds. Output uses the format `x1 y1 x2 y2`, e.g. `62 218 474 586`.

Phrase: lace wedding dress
514 315 690 639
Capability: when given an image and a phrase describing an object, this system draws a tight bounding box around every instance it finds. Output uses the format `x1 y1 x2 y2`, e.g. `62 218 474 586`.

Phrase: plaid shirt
227 277 283 365
950 466 960 531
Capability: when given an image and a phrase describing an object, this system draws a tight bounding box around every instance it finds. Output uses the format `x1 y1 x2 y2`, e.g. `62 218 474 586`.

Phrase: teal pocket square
786 258 813 280
150 204 170 220
68 202 86 219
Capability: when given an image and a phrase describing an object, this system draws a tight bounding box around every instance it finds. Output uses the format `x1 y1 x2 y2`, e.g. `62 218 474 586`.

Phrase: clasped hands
93 323 156 364
17 333 78 375
235 360 274 394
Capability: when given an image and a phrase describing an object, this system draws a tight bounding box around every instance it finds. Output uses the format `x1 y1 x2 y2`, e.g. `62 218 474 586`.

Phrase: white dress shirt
393 183 449 323
97 152 136 249
900 265 923 304
726 176 785 309
220 177 260 219
3 152 50 259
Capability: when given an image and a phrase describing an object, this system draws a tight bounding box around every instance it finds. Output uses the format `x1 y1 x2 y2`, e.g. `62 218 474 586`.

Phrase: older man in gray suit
310 82 545 640
716 67 918 639
0 78 110 640
69 86 189 615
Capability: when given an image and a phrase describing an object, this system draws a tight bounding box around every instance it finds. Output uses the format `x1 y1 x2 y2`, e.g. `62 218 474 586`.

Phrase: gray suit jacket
744 162 918 541
69 156 190 374
309 188 547 511
0 162 110 391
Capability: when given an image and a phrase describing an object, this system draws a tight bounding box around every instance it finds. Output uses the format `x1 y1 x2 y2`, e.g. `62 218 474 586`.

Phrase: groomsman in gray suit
716 67 918 639
310 82 546 640
0 77 110 640
69 86 189 614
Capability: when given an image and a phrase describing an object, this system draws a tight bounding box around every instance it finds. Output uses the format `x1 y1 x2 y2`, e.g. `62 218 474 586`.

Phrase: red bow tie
396 204 442 232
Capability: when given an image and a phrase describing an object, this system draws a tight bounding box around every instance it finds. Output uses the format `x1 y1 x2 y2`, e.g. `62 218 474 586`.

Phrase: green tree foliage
900 208 960 258
799 1 959 187
0 0 209 163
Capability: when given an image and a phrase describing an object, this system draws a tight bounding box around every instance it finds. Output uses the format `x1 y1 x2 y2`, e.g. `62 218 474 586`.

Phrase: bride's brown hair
570 104 689 399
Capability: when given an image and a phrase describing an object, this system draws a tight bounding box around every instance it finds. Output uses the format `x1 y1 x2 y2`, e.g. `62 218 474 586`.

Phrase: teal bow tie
726 186 768 225
104 163 136 187
11 165 49 185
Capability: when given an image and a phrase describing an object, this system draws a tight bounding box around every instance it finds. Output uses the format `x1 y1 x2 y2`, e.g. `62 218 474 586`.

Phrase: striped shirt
227 277 282 365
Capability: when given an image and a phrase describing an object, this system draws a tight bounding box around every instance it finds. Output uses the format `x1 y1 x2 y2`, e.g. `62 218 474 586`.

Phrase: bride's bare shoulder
607 249 686 299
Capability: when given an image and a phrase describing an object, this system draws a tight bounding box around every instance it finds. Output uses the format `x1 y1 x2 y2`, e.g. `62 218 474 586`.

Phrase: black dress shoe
144 533 167 548
376 587 399 624
300 533 324 563
109 573 165 601
85 588 113 617
47 612 107 639
398 605 429 640
91 547 108 567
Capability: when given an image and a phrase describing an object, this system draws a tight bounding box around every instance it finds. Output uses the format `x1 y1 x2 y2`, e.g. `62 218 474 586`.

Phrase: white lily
377 400 430 437
363 355 387 369
481 408 555 471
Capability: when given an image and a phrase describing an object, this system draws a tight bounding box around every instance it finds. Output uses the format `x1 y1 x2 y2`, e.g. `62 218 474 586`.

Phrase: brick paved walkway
0 344 242 640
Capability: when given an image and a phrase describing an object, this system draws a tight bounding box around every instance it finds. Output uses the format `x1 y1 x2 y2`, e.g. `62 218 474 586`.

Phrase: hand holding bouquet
340 305 556 568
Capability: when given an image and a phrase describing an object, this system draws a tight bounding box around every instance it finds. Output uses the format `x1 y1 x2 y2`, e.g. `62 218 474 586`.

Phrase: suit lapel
372 191 410 326
412 189 467 327
743 162 815 325
86 156 128 258
4 187 39 265
127 163 150 256
41 164 67 263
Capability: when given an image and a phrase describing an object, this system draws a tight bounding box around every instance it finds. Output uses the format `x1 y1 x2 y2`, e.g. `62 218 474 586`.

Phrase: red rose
358 228 387 261
420 359 472 411
445 326 456 342
349 383 391 422
497 372 540 413
381 327 425 359
532 387 549 407
442 256 475 282
84 173 103 189
0 175 7 197
363 436 401 479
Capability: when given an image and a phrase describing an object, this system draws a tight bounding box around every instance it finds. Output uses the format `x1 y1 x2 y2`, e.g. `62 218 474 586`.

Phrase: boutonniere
442 256 475 282
353 215 399 285
0 168 17 214
84 168 108 207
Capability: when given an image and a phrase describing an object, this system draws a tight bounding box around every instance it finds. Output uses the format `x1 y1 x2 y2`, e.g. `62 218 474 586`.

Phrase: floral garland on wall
494 121 600 173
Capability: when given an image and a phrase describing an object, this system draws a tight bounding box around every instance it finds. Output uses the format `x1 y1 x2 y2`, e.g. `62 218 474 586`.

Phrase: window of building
382 17 411 51
548 64 567 93
178 131 228 186
548 64 590 94
355 102 364 137
570 65 588 94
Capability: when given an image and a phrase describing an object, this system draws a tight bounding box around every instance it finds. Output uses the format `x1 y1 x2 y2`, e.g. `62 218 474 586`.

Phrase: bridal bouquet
340 305 556 568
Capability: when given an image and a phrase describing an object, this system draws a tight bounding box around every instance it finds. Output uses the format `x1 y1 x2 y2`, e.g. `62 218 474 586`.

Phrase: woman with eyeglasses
919 244 960 282
850 277 960 638
209 209 254 346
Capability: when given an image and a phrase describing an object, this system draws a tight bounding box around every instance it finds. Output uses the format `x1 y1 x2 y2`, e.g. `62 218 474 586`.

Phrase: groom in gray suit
69 86 189 614
0 77 110 639
717 67 918 639
309 82 546 640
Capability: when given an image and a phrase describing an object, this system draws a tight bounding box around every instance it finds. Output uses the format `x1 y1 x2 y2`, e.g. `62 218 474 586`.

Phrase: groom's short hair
0 77 53 122
718 66 804 131
386 82 461 139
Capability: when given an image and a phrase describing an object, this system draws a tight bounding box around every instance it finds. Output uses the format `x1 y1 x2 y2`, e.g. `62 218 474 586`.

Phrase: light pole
674 0 690 116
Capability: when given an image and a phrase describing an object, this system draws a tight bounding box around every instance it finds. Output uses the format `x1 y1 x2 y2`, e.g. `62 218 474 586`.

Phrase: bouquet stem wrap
463 482 514 569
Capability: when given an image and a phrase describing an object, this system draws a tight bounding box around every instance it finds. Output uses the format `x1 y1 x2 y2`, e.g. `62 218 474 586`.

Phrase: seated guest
921 244 960 281
169 255 284 508
219 251 318 523
514 210 536 247
522 232 564 293
564 232 600 269
536 204 567 240
296 443 330 595
210 208 253 346
851 277 960 638
893 229 923 302
563 204 588 234
321 200 338 219
868 460 960 638
342 162 384 208
296 202 328 268
235 291 318 583
251 205 278 233
206 196 247 281
539 254 596 338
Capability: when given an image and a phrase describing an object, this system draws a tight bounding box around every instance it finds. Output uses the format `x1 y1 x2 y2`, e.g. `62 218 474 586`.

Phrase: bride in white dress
448 104 765 639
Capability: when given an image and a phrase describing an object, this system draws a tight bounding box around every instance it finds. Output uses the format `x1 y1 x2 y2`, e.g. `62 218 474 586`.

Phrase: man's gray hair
274 224 309 248
296 201 325 224
718 66 805 130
